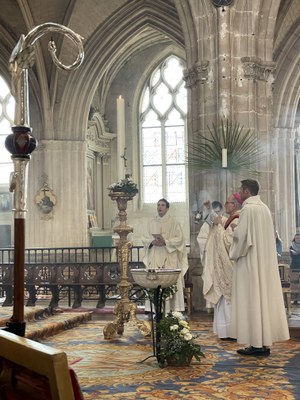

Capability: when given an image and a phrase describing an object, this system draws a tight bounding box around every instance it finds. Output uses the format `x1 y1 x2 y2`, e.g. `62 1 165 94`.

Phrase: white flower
170 324 179 331
183 332 193 341
179 320 189 328
108 175 138 194
172 311 184 320
180 328 190 335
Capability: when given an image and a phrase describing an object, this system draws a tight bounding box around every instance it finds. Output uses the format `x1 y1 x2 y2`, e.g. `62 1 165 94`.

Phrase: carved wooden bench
0 262 145 308
0 329 83 399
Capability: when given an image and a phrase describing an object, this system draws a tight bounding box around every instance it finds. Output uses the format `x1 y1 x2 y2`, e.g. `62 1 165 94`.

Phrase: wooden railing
0 246 145 308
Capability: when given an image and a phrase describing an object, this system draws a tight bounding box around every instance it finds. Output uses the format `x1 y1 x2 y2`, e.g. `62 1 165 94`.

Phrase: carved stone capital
183 61 209 88
241 57 276 82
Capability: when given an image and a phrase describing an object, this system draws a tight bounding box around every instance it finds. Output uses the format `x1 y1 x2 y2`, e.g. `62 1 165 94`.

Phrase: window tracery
140 56 187 203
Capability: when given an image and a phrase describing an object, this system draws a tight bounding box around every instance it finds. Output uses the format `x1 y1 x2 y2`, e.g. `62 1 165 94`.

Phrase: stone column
27 140 88 247
184 62 211 311
273 127 296 248
217 6 232 120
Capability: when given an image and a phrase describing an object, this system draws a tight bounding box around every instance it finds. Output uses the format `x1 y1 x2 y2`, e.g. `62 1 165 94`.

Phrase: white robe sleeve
197 222 210 264
229 207 253 261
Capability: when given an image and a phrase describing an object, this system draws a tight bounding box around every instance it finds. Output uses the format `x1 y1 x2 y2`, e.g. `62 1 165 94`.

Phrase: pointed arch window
0 76 15 184
140 55 187 203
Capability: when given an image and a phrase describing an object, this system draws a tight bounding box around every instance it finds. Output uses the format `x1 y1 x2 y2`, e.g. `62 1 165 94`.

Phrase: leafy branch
186 120 263 177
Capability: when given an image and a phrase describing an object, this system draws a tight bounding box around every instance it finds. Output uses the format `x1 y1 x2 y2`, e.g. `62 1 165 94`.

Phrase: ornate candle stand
103 191 151 339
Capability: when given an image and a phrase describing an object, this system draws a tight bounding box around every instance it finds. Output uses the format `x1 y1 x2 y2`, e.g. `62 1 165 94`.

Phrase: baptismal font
103 189 151 339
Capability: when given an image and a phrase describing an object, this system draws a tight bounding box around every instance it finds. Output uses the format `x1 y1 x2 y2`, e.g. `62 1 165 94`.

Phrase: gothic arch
57 0 185 141
269 2 300 242
0 34 11 86
273 27 300 128
173 0 198 67
0 25 43 134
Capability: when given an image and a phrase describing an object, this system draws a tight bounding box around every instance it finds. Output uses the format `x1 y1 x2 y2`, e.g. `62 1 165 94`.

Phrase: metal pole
4 127 36 335
4 23 84 336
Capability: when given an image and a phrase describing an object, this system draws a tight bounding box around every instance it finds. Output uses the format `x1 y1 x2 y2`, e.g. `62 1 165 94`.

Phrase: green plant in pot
108 174 139 195
157 311 205 367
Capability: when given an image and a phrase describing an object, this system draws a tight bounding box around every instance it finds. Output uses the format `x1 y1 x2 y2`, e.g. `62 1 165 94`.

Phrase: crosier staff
4 23 84 336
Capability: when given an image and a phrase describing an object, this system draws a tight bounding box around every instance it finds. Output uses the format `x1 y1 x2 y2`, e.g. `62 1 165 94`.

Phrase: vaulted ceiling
0 0 299 133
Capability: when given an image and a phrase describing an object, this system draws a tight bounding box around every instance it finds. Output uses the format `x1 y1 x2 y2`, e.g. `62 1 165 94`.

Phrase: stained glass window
140 56 187 203
0 76 14 185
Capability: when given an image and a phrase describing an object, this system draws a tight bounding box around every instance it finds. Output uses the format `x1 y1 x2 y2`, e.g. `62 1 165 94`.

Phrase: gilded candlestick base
103 190 151 339
103 300 151 339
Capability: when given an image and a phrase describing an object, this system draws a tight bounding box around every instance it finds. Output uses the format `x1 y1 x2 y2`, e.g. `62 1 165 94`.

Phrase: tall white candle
117 95 125 180
222 148 227 168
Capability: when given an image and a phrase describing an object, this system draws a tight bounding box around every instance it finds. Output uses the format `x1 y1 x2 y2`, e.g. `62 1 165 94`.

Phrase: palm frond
186 120 263 177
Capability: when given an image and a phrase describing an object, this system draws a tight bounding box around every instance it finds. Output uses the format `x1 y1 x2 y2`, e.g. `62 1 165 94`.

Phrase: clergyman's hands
230 223 237 231
152 238 166 247
213 215 223 225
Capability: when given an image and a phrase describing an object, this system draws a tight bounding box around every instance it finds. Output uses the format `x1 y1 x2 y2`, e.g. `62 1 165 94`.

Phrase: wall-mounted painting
88 212 98 228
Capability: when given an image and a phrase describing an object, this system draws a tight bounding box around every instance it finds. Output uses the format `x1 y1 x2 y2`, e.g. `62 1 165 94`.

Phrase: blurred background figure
289 233 300 305
290 233 300 271
276 231 283 257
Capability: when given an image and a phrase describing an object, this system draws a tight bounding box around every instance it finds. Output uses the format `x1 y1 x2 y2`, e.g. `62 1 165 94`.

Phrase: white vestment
197 221 211 265
203 220 237 338
142 212 189 312
197 216 227 310
229 195 290 347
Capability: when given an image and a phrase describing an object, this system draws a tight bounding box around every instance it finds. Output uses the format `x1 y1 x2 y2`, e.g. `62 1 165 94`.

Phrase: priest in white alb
229 179 290 356
142 198 189 314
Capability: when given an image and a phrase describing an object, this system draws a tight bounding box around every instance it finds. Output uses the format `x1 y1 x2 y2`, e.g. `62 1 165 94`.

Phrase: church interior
1 0 300 398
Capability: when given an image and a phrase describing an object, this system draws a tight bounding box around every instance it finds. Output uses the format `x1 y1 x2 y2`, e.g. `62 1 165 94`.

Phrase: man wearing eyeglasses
204 193 242 340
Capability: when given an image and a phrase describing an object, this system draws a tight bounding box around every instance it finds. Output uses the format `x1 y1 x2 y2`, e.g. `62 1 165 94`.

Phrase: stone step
0 305 48 326
0 306 92 340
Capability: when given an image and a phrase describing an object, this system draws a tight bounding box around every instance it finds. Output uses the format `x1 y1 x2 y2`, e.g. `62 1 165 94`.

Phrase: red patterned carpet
40 317 300 399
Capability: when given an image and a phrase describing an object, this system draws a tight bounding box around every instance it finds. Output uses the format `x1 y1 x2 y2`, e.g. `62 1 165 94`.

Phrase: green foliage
108 174 139 194
186 120 263 177
148 285 177 308
157 311 205 367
